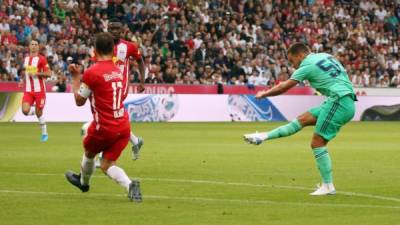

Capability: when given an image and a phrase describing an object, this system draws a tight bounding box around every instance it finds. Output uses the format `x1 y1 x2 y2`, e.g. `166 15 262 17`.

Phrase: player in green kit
244 43 356 195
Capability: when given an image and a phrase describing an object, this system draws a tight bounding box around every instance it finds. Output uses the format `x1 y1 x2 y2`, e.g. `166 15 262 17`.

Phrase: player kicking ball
20 39 51 142
65 32 142 202
244 43 356 196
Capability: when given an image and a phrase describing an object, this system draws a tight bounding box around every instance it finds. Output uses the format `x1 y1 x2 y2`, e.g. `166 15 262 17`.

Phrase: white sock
324 183 335 190
106 165 131 192
80 154 95 186
38 116 47 135
130 132 139 145
28 107 36 116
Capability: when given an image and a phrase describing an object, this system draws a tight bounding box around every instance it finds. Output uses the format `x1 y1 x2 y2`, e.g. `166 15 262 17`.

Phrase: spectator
52 73 67 92
0 18 10 32
193 42 209 65
0 0 399 89
0 59 10 80
229 59 246 82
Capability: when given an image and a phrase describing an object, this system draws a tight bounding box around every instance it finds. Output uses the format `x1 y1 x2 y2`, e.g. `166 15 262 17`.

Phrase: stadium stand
0 0 399 89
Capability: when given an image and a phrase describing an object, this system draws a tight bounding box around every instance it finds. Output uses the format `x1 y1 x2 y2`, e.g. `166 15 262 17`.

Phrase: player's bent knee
35 108 43 117
100 164 109 173
297 112 317 127
99 161 110 173
100 159 115 173
311 134 328 148
22 106 30 115
311 142 325 149
36 111 43 117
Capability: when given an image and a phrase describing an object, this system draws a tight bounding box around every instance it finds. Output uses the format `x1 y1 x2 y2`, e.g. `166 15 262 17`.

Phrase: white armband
78 83 92 98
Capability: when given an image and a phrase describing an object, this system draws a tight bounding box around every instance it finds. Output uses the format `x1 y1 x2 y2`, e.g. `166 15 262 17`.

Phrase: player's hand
18 81 23 88
137 83 145 93
255 90 267 99
68 64 81 77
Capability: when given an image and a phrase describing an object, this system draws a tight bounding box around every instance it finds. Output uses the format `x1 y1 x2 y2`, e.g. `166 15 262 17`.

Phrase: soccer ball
81 121 91 137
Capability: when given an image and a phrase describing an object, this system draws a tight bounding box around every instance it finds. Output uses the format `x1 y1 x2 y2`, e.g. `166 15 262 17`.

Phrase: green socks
264 119 302 140
262 119 333 184
313 147 333 184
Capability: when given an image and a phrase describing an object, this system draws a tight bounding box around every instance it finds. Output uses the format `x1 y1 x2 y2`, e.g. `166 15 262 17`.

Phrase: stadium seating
0 0 399 88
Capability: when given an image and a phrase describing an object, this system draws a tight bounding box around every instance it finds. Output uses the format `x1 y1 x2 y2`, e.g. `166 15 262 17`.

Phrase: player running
21 39 51 142
94 18 145 163
244 43 356 196
65 32 142 202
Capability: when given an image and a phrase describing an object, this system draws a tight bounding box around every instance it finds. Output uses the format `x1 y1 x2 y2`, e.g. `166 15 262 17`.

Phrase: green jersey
290 53 354 99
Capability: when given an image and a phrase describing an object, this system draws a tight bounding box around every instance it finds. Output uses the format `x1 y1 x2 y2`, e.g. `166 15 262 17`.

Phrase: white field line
1 172 400 203
0 189 399 210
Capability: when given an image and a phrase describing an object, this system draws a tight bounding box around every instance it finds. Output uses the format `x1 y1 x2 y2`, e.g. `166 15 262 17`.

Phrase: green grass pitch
0 122 399 225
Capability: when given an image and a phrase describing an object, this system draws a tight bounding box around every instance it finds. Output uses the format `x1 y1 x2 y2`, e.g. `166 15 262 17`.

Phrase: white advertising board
12 94 400 122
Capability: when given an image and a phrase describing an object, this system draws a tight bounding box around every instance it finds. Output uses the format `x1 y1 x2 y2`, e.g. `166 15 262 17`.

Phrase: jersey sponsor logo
25 65 38 75
103 71 123 82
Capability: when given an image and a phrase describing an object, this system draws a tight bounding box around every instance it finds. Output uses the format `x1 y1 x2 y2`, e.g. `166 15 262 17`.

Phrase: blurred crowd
0 0 400 91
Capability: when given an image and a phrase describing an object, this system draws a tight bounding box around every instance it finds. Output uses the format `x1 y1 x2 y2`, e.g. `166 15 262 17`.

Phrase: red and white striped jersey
112 39 141 99
23 54 49 93
82 60 130 132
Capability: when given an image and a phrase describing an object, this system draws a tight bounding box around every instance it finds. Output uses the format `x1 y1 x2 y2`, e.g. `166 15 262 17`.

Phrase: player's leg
95 152 103 168
65 130 102 192
243 111 317 145
65 150 96 193
102 133 142 202
21 93 35 116
309 96 355 195
80 121 101 167
130 131 143 160
100 159 131 191
22 102 33 115
35 93 48 142
79 131 104 189
36 107 48 141
79 150 97 188
309 133 335 195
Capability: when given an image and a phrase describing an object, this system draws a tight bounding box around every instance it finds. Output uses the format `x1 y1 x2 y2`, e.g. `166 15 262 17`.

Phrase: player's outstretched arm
255 79 299 99
68 64 88 106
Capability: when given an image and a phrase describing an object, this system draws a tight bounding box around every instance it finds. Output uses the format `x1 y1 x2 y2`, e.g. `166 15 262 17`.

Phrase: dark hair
94 32 114 55
30 39 39 44
287 43 310 56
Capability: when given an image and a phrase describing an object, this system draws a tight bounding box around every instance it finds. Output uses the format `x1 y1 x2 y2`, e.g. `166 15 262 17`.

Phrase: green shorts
309 95 355 141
